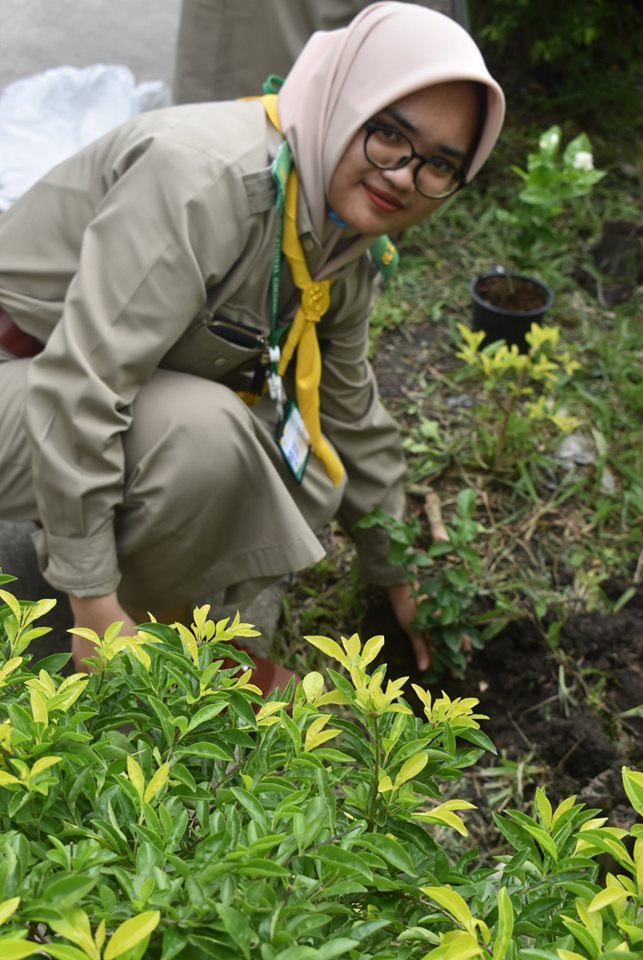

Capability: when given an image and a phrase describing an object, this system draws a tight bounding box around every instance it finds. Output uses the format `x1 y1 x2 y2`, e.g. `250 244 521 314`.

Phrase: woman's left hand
386 582 430 672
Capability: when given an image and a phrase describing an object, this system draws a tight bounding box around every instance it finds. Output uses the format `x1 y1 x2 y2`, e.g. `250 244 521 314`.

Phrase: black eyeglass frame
363 121 465 200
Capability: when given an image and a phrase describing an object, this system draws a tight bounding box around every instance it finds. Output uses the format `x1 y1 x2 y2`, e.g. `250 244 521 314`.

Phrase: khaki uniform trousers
173 0 464 104
0 346 343 609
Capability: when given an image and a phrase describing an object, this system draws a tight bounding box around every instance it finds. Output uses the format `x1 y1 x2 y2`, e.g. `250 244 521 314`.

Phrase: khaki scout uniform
174 0 460 103
0 101 406 610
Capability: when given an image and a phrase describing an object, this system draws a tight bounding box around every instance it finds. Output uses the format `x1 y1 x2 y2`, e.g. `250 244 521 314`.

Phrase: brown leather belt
0 305 43 357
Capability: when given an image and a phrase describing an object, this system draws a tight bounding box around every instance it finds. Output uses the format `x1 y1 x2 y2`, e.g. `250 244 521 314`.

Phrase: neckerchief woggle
248 81 399 487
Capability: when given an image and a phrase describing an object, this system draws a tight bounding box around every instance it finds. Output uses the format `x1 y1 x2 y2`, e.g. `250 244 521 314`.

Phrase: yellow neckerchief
261 94 344 486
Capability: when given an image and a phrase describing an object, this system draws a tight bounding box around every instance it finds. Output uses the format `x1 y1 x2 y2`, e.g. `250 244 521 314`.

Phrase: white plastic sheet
0 64 170 211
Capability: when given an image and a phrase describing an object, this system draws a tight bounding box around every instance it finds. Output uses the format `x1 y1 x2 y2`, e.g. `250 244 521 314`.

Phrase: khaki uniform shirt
0 101 406 596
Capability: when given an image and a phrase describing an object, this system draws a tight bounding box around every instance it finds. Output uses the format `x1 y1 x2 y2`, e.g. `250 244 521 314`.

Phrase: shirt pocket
160 315 265 381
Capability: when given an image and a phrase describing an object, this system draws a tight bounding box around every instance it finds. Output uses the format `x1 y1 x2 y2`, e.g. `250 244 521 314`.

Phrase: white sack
0 64 170 211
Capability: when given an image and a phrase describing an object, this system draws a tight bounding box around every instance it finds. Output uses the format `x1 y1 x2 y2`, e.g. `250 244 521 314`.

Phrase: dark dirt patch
362 579 643 818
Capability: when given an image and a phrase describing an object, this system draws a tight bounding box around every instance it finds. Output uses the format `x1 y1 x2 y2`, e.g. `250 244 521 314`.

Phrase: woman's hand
386 582 430 672
68 592 138 672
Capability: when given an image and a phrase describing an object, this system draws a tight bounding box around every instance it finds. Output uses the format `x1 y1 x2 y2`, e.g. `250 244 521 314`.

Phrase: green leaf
229 787 269 830
313 845 374 881
42 875 96 909
217 904 252 959
185 700 227 733
317 938 360 959
104 911 160 960
229 691 257 728
274 947 318 960
176 741 233 762
357 834 415 875
523 823 558 861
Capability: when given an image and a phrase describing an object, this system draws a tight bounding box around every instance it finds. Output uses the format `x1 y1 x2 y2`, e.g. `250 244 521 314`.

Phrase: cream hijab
278 1 505 242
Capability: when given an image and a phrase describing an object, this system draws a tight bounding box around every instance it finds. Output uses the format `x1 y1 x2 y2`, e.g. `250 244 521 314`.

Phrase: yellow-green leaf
552 794 577 827
174 622 199 667
126 756 145 803
588 887 632 913
0 942 44 959
67 626 101 645
395 752 429 788
341 633 361 660
0 658 23 686
304 715 341 752
622 766 643 819
422 885 477 934
29 756 62 779
24 598 57 624
304 634 347 665
104 910 160 960
0 590 22 622
29 688 48 726
143 763 170 804
0 896 20 926
534 786 553 830
49 907 100 960
493 887 514 960
378 774 394 793
95 919 106 953
423 930 484 960
558 951 590 960
302 671 325 702
360 634 385 667
0 770 21 788
414 801 476 837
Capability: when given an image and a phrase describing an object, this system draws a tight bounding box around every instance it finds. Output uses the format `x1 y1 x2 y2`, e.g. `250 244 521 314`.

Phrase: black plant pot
470 272 554 352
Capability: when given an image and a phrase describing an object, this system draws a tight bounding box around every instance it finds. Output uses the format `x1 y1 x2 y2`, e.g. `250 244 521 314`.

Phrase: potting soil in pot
476 274 548 312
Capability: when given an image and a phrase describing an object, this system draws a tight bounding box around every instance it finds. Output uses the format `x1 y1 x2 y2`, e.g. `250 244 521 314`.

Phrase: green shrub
0 572 642 959
471 0 643 132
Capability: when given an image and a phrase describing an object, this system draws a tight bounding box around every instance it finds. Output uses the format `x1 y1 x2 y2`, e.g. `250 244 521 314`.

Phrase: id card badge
276 399 310 483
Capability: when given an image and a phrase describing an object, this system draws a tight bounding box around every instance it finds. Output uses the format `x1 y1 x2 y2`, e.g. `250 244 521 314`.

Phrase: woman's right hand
68 591 138 672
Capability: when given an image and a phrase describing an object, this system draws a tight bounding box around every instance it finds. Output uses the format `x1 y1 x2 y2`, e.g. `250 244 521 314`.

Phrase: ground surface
359 313 642 825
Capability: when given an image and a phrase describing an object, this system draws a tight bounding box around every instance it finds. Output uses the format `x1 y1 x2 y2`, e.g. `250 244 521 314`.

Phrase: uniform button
302 238 314 252
214 357 226 367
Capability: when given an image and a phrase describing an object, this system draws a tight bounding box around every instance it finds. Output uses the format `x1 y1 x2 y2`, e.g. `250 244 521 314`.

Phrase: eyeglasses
363 122 464 200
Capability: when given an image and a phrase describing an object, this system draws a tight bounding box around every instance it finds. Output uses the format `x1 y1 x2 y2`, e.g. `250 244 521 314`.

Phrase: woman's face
327 81 480 235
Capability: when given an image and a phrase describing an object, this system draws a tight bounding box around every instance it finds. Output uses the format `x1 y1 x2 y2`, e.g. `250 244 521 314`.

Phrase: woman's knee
123 371 253 504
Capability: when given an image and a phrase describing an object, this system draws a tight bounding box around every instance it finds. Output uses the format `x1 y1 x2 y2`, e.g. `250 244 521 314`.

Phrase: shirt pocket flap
161 317 264 380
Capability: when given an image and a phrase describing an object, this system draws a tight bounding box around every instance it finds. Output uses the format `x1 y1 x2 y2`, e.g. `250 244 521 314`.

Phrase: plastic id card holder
275 399 310 483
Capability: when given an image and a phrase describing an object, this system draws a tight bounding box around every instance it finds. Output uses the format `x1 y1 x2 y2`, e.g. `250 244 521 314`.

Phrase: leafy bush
495 126 606 273
455 322 581 471
471 0 643 131
1 571 643 959
358 489 504 679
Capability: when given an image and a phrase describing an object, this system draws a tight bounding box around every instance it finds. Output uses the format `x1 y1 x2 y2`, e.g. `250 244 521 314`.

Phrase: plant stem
493 367 528 470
